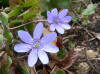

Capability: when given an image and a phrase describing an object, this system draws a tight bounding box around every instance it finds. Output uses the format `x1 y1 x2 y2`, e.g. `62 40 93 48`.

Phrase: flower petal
51 8 58 16
38 50 49 64
50 24 56 31
41 32 57 43
47 16 53 23
42 44 59 53
14 43 31 53
33 22 43 39
61 24 71 30
56 26 64 34
47 11 51 17
63 16 72 22
28 49 38 67
18 30 33 44
59 9 68 18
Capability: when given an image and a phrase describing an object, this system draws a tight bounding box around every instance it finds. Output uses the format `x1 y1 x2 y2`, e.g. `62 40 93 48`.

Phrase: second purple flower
47 8 72 34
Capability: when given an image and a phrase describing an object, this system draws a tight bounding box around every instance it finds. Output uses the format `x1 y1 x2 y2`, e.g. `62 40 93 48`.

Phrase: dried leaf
56 50 79 69
93 32 100 40
42 66 48 74
87 50 98 58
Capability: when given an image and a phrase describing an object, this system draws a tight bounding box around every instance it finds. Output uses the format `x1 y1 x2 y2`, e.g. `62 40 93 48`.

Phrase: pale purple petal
50 24 56 31
33 22 43 39
47 11 51 17
63 16 72 22
42 44 59 53
47 16 53 23
28 49 38 67
61 24 71 30
41 32 57 43
38 50 49 64
59 9 68 18
18 30 33 44
51 8 58 16
56 26 64 34
14 43 31 53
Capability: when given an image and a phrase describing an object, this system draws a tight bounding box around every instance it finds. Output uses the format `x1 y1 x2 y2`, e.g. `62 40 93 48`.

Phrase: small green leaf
82 4 97 16
57 47 66 59
82 19 88 25
0 34 3 44
68 35 73 40
72 16 78 22
0 17 2 23
8 6 23 18
0 64 9 74
17 66 29 74
68 42 75 50
22 7 41 20
1 12 8 25
4 29 13 43
51 72 56 74
82 15 88 25
7 56 12 67
56 69 65 74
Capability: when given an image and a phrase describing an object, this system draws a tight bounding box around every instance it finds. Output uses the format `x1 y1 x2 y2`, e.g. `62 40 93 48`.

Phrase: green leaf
9 19 22 27
82 4 97 16
22 7 41 20
17 66 29 74
68 35 73 40
56 69 65 74
82 19 88 25
22 0 40 8
4 29 13 43
82 15 88 25
68 42 75 50
7 56 12 67
72 16 78 22
51 72 56 74
0 17 2 23
8 0 41 19
8 6 23 18
0 34 3 44
57 47 66 59
1 12 8 25
0 64 9 74
0 56 12 74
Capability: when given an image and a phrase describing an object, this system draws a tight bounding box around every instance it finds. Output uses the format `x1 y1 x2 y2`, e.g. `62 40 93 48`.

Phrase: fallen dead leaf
42 66 48 74
93 32 100 40
87 50 98 58
77 62 90 74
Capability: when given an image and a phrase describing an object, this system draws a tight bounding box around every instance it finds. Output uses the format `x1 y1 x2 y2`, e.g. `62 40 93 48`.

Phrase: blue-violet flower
47 8 72 34
14 22 59 67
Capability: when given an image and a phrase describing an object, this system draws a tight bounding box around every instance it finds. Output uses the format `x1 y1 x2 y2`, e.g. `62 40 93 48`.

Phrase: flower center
55 19 59 23
34 42 39 47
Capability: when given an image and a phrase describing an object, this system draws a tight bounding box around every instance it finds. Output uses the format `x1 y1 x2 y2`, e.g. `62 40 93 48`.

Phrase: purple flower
14 22 59 67
47 8 72 34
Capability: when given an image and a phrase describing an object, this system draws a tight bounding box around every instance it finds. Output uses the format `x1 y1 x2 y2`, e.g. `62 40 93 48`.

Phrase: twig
30 66 37 74
50 65 57 73
8 20 47 30
83 48 100 74
89 58 100 60
0 51 5 57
